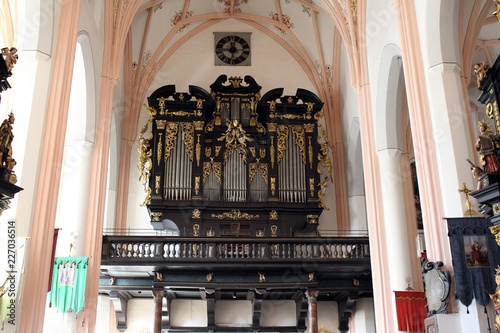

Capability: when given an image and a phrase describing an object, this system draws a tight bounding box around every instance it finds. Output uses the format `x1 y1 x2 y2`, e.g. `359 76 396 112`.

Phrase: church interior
1 1 500 332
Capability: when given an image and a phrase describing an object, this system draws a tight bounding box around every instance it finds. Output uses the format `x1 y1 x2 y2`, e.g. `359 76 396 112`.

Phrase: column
153 289 164 333
306 289 319 333
18 1 81 332
378 148 414 330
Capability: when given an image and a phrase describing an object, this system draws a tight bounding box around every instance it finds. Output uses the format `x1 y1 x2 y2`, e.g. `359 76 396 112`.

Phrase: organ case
139 75 332 237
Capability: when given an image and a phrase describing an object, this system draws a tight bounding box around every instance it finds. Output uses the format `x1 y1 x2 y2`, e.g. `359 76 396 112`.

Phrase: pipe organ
139 75 332 236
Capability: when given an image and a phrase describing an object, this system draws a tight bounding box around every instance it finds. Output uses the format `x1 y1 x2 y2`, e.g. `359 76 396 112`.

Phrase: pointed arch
375 43 404 152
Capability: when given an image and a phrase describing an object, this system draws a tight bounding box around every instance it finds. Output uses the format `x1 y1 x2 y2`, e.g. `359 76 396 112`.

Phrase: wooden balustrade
102 236 369 262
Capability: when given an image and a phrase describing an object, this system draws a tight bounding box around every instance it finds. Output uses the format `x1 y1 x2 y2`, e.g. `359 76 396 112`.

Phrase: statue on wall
475 119 500 174
1 47 18 74
489 266 500 333
474 61 489 88
0 112 17 184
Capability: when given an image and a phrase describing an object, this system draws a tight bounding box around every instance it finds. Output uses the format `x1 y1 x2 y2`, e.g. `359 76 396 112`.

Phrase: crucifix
458 182 478 217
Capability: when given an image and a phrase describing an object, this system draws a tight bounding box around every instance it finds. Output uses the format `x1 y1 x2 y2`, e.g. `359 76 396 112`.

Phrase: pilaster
18 1 81 332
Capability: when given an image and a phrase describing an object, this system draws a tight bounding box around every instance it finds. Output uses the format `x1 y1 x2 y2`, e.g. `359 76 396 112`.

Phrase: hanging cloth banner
47 228 60 292
394 291 427 333
47 256 88 313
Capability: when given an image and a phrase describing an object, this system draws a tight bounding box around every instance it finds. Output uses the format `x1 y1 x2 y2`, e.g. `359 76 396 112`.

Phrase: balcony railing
101 235 370 262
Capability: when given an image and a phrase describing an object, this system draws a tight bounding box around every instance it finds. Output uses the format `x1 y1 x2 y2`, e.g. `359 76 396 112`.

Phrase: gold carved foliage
164 122 195 162
211 209 259 220
307 214 319 224
270 137 275 169
151 211 162 222
164 122 179 161
215 146 222 156
317 124 333 181
249 162 268 185
137 118 153 207
194 120 204 131
196 134 201 167
308 137 313 169
192 209 201 219
180 122 194 161
203 160 222 185
155 175 161 194
276 125 289 163
304 123 315 133
157 133 163 166
291 125 306 164
140 187 151 207
156 119 166 129
317 176 330 211
218 120 253 164
309 178 315 197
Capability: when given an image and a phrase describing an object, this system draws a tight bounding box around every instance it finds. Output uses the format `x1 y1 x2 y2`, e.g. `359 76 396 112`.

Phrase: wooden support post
153 289 164 333
306 289 319 333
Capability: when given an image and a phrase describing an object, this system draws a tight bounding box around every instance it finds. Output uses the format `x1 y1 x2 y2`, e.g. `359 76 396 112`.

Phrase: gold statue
474 61 489 87
1 47 18 74
476 119 500 174
489 266 500 332
494 1 500 23
0 112 15 167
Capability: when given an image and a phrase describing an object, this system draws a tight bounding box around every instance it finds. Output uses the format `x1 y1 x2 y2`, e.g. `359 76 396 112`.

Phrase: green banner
48 256 88 313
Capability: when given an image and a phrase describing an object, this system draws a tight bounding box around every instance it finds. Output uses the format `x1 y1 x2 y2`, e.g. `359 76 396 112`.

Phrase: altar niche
139 75 332 237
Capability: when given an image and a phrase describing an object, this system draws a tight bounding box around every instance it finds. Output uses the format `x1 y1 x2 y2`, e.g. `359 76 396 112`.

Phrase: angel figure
489 266 500 332
1 47 18 73
474 61 489 88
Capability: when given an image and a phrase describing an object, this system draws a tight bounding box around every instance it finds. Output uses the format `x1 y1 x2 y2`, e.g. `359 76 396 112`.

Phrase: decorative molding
211 209 259 220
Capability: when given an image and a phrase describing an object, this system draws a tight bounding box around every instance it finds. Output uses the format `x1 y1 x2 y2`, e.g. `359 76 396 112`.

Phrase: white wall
123 299 154 333
352 298 376 333
171 299 208 327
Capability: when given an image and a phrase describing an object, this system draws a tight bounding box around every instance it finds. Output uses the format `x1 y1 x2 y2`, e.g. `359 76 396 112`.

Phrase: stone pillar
378 148 415 330
153 289 164 333
306 289 319 333
18 1 81 332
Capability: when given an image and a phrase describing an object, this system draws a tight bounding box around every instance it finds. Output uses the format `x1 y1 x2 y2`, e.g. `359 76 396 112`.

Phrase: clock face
215 34 251 66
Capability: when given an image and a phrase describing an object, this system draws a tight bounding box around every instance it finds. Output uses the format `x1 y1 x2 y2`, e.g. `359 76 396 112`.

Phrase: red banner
47 228 59 292
394 291 427 332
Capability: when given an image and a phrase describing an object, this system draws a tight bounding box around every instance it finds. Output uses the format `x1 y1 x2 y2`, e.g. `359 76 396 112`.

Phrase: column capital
152 289 164 299
376 147 402 159
305 289 319 302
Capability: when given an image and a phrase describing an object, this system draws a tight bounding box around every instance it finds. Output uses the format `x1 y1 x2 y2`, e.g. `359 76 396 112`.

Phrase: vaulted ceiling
117 1 500 110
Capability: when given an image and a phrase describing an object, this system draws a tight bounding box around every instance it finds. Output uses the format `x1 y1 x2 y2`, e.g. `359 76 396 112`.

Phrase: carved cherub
474 61 489 88
2 47 18 73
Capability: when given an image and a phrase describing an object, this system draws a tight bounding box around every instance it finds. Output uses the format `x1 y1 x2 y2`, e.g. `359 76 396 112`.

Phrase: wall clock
214 32 251 66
